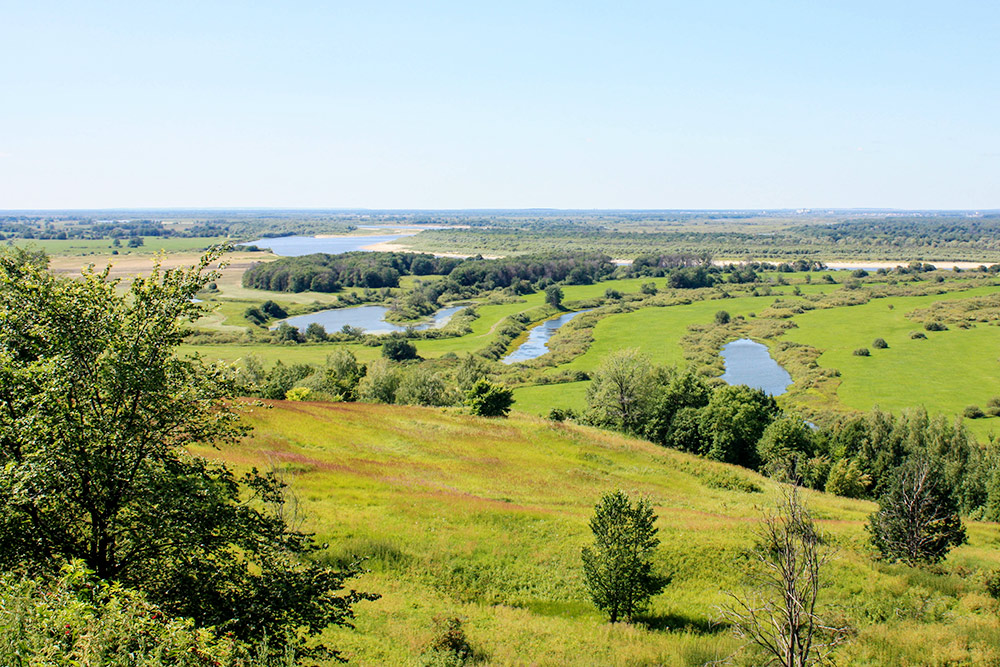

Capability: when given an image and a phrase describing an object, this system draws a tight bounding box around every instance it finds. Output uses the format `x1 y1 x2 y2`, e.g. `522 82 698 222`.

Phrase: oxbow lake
244 234 407 256
278 305 464 336
719 338 792 396
502 310 592 364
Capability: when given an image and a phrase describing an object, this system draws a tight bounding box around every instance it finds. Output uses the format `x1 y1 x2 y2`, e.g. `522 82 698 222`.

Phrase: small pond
243 234 407 257
502 310 592 364
278 305 464 335
719 338 793 396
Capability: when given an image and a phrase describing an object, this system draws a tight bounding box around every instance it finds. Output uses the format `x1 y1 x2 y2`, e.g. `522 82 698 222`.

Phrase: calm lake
502 310 592 364
719 338 792 396
245 234 407 257
278 305 464 335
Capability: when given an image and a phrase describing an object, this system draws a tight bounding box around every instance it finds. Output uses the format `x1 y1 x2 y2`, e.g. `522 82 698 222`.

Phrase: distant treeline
242 251 618 293
0 216 355 241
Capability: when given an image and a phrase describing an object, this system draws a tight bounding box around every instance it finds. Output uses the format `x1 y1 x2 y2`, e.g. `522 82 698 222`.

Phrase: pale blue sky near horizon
1 1 997 210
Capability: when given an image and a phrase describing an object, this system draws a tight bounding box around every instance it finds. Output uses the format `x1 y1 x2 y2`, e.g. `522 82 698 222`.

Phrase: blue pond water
502 310 592 364
244 234 407 257
719 338 793 396
278 305 464 335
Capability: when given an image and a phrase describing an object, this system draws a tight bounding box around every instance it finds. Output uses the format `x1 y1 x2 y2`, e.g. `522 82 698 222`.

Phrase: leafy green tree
585 349 655 435
305 321 328 341
382 337 418 361
0 248 375 659
700 385 779 468
756 417 816 483
715 310 731 325
868 459 967 565
643 370 711 446
824 459 869 499
396 366 453 406
357 358 401 404
465 378 514 417
545 285 563 308
581 490 665 623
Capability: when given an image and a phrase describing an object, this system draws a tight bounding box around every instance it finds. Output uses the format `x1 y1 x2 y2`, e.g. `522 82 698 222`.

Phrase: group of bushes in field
234 346 514 417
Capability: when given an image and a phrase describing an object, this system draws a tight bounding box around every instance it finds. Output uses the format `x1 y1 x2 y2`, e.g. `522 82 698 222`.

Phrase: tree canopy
0 247 376 659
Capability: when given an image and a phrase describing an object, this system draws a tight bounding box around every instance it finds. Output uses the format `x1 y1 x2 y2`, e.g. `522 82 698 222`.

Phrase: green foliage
585 349 656 434
825 459 869 498
304 321 328 341
924 321 948 331
261 299 288 319
465 378 514 417
872 337 888 349
0 562 292 666
396 366 454 407
285 386 312 401
580 490 666 623
0 247 375 659
383 337 418 361
699 385 779 469
853 347 870 356
868 459 967 565
544 285 563 308
714 310 731 325
422 617 477 666
755 416 815 482
357 358 401 404
964 405 985 419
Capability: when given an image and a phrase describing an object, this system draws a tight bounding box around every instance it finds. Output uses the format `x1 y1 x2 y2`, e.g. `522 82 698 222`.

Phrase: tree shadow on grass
634 611 730 635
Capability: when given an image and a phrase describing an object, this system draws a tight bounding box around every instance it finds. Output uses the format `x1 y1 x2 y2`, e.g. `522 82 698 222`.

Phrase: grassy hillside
198 401 1000 666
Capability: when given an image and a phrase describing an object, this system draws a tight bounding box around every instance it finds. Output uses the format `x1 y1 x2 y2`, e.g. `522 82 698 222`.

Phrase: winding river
502 310 592 364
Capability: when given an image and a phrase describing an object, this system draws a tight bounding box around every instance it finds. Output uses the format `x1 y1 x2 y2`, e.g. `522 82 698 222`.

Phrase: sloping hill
198 402 1000 666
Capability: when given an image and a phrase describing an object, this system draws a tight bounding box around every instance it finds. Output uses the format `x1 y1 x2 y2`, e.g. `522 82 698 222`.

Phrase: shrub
924 321 948 331
465 378 514 417
424 617 475 666
853 348 870 357
825 459 869 499
868 459 967 565
544 285 563 308
604 288 623 300
396 366 453 406
382 337 418 361
261 300 288 319
985 570 1000 600
872 337 888 349
285 387 312 402
714 310 731 325
910 331 927 339
548 407 576 422
964 405 985 419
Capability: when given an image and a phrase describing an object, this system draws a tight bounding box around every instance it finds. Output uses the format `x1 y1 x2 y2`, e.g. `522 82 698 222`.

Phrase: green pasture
196 401 1000 666
778 285 1000 439
13 235 230 256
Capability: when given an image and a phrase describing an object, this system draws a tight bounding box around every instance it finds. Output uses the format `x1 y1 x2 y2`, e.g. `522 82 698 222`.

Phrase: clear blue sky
1 1 997 209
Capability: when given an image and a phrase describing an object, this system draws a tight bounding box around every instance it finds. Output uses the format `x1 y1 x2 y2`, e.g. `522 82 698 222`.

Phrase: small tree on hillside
868 459 967 565
581 490 666 623
465 378 514 417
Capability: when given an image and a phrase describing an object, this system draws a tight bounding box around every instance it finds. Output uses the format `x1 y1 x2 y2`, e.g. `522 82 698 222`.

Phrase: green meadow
200 401 1000 666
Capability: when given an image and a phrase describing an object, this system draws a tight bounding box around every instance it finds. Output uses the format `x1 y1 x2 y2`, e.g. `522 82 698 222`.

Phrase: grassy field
776 285 1000 440
13 235 231 256
197 401 1000 666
